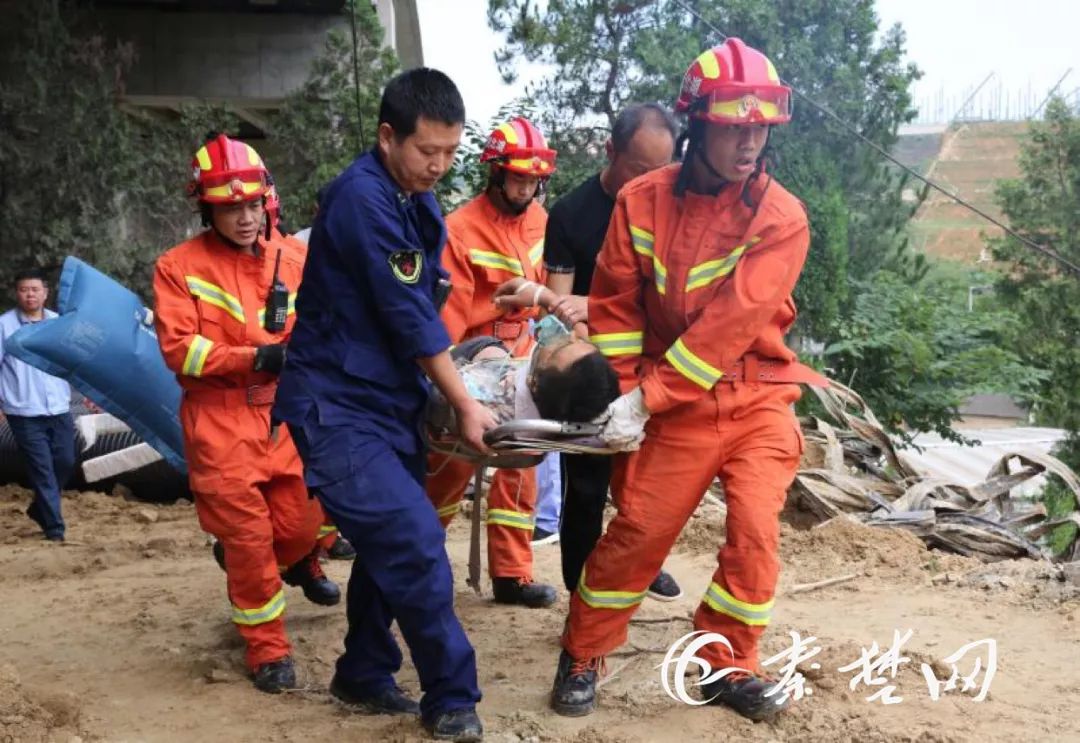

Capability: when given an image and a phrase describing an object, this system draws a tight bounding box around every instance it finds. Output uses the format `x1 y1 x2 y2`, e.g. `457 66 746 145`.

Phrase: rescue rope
666 0 1080 278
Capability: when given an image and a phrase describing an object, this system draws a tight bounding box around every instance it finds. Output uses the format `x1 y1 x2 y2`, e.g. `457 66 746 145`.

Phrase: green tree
487 0 923 339
991 97 1080 542
270 0 397 228
821 267 1044 444
0 2 245 298
0 1 158 293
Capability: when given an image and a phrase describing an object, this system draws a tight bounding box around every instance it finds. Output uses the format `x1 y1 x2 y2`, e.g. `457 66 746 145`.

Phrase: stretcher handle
483 419 602 444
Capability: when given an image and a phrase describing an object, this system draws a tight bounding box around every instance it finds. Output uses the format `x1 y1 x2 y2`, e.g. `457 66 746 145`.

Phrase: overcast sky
417 0 1078 125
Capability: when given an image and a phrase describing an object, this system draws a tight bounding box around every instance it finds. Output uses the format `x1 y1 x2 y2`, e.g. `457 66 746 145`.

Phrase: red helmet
188 133 269 204
480 117 557 177
264 174 281 230
675 38 791 126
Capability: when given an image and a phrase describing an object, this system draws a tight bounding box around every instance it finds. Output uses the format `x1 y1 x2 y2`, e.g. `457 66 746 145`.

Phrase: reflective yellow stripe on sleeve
231 589 286 626
686 237 761 292
487 508 534 530
469 249 524 276
577 567 647 610
317 524 338 538
528 239 544 267
182 335 213 377
664 338 723 389
630 225 654 257
629 225 668 295
590 331 644 357
701 582 774 626
185 276 246 324
437 502 461 519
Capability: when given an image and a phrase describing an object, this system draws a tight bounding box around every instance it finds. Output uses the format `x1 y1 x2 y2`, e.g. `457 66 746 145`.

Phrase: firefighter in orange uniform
154 134 341 694
550 40 828 720
425 117 558 608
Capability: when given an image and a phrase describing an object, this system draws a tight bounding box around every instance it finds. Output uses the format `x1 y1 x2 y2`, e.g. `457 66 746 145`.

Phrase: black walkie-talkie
264 248 289 333
434 278 453 312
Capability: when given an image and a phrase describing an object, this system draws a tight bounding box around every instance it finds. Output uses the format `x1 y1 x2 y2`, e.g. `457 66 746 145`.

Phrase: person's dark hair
378 68 465 139
14 268 47 287
611 103 678 154
532 350 620 423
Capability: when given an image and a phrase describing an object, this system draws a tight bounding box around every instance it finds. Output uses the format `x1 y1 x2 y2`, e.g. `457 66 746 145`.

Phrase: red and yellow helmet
675 38 791 126
188 133 269 204
480 117 557 177
264 174 281 230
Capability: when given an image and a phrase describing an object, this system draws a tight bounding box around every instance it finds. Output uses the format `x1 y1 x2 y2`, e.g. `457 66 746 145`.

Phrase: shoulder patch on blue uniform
389 250 423 284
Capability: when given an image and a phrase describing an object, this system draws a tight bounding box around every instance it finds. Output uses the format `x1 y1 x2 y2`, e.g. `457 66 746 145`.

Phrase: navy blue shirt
274 150 452 455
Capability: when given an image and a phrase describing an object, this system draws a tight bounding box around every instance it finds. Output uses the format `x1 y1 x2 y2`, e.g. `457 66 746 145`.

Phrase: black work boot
646 570 683 602
550 649 603 716
282 548 341 606
326 534 357 560
423 708 483 742
701 671 788 721
212 540 226 572
253 656 297 694
492 577 557 608
329 674 420 715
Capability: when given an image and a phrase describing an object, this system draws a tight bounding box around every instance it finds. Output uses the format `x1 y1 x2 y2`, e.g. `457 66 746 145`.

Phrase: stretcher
427 419 612 469
425 417 615 595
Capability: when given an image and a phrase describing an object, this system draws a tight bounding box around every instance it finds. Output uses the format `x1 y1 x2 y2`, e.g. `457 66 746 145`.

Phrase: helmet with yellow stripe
675 38 791 126
480 117 558 177
187 133 270 204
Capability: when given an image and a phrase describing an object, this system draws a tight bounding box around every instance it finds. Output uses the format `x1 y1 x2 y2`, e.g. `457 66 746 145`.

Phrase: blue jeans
8 413 75 539
534 451 562 533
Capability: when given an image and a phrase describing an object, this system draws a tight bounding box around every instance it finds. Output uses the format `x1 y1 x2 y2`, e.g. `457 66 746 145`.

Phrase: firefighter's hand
253 343 287 374
456 398 497 455
595 387 649 451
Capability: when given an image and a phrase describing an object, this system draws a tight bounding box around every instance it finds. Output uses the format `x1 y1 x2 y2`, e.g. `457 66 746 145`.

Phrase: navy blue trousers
289 417 480 722
9 413 75 539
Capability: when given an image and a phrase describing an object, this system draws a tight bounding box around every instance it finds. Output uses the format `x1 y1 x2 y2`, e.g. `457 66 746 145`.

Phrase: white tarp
900 427 1067 494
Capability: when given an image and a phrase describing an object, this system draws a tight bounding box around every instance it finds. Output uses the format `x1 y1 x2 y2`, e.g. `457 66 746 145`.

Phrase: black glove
253 343 287 374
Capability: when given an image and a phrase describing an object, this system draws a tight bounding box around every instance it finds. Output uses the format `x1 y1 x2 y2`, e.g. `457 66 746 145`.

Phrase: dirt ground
2 484 1079 743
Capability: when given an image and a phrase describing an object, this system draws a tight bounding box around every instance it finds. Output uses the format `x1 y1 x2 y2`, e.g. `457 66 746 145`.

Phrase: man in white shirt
0 269 75 542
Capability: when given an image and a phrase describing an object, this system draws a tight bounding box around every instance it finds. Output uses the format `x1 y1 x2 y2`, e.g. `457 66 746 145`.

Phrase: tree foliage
270 0 397 228
487 0 924 339
0 1 396 299
821 267 1044 444
0 1 178 295
991 97 1080 471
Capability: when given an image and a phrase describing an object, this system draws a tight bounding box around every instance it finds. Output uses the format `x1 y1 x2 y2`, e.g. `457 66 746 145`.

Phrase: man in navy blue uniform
274 68 494 742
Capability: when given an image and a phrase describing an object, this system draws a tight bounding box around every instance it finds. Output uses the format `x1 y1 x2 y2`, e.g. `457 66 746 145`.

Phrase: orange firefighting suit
426 192 547 579
563 164 826 672
154 229 323 670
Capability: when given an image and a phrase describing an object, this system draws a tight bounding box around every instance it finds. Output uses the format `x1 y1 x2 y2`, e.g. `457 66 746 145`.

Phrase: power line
665 0 1080 278
348 1 367 153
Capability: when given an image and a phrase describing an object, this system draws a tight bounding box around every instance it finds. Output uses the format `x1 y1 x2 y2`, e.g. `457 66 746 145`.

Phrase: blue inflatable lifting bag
4 257 187 474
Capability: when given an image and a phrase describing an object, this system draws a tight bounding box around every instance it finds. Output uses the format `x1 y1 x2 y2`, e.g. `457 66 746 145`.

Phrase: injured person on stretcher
426 309 621 461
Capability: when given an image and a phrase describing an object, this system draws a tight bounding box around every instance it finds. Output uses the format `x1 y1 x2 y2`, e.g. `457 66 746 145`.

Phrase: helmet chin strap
212 226 259 254
490 167 538 215
676 120 772 214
